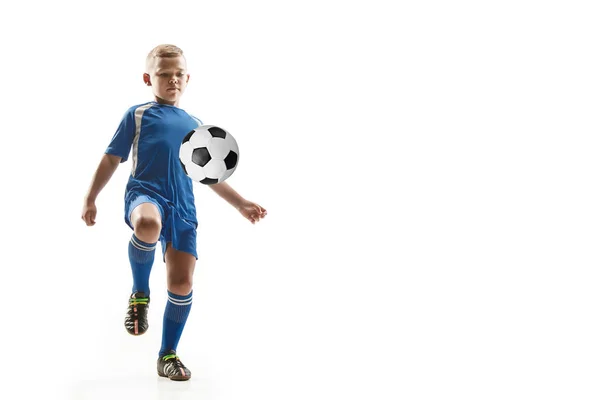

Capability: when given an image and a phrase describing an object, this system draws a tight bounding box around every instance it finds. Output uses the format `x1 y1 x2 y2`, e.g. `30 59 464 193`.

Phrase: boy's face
144 56 189 106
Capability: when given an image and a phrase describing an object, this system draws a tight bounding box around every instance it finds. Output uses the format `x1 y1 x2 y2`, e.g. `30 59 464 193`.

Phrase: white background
0 0 599 399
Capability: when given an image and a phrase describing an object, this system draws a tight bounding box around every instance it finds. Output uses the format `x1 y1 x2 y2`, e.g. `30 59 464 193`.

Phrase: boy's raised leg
125 202 161 335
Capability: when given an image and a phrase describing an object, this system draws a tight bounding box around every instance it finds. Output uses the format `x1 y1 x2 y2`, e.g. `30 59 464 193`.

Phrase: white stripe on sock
168 295 193 306
131 236 156 251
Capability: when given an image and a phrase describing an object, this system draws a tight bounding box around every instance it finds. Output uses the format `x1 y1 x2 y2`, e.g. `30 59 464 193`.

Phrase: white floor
4 184 600 400
5 166 600 400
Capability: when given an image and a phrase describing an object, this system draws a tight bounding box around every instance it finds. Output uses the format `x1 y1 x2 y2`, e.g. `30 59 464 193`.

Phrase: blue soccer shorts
125 193 198 261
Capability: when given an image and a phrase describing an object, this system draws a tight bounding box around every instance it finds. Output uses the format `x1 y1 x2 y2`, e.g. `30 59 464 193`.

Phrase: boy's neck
154 96 179 107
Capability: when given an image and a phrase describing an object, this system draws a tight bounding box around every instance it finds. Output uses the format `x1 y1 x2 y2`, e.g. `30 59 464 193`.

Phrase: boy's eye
158 72 184 77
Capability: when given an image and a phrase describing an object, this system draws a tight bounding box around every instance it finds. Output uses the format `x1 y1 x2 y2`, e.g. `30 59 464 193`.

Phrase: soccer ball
179 125 239 185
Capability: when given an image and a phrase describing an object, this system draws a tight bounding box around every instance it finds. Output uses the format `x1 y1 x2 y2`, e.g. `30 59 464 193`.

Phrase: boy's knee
133 215 162 241
167 277 193 296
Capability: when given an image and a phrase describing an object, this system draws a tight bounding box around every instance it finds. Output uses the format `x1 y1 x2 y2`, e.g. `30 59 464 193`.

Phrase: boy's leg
157 243 195 380
125 200 162 335
129 202 161 294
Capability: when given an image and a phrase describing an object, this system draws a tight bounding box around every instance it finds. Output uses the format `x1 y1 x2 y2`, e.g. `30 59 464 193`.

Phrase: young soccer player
81 44 267 381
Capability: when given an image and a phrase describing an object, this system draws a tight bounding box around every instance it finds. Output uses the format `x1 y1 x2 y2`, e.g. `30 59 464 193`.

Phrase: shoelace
129 297 149 306
163 354 186 371
127 298 148 320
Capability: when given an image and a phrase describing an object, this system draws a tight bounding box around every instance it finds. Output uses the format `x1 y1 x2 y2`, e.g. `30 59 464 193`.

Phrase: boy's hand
237 200 267 224
81 200 97 226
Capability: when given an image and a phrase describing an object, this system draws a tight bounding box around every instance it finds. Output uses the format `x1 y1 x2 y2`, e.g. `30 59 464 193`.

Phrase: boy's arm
209 182 267 224
209 181 245 209
82 154 122 226
85 153 122 202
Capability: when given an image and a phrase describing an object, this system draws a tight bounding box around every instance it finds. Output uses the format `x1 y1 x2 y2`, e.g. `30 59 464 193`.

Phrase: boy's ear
143 73 151 86
186 74 190 83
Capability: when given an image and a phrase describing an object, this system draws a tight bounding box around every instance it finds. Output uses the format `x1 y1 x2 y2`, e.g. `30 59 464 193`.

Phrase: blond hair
146 44 185 72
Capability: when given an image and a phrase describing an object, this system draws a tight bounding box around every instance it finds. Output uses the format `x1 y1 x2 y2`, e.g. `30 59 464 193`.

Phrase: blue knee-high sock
128 234 157 295
159 291 193 357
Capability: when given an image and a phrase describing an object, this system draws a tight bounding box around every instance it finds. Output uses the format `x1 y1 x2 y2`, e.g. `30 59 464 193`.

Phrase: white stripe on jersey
131 103 155 177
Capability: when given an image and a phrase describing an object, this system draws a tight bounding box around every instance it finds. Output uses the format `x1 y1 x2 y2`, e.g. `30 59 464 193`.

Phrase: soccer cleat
157 350 191 381
124 292 150 335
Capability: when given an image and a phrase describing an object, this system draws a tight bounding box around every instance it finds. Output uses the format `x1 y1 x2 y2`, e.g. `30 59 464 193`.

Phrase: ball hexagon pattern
179 125 239 185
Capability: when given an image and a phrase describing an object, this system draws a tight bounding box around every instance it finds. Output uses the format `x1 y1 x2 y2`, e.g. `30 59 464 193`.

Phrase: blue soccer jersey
106 101 202 224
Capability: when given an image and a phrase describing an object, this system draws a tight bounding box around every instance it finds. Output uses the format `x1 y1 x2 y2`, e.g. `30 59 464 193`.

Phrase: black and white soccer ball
179 125 239 185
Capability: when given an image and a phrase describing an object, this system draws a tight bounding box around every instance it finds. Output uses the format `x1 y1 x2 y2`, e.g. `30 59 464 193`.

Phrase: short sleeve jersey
106 101 202 224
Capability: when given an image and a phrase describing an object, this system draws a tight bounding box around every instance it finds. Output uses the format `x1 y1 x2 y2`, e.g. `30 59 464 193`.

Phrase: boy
81 44 267 381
